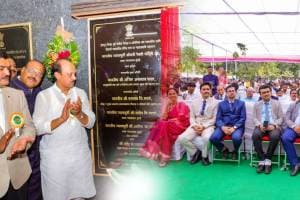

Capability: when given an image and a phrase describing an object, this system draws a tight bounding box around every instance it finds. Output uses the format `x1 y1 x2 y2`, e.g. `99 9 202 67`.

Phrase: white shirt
33 84 96 200
183 91 200 108
0 88 5 132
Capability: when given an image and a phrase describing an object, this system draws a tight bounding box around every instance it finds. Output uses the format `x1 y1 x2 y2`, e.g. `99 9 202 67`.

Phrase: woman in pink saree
140 88 190 167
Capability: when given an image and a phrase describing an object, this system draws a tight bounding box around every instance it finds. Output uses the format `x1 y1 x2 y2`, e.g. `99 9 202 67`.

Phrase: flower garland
43 26 80 82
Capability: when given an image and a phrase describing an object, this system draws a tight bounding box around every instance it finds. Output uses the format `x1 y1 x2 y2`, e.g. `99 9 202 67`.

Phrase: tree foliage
181 46 206 74
236 43 248 56
257 63 281 79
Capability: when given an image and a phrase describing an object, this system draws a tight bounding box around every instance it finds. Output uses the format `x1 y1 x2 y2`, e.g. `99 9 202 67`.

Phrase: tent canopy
181 0 300 58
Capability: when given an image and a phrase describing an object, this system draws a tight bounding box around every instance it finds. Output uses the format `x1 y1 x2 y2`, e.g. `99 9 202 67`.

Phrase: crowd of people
140 66 300 177
0 51 95 200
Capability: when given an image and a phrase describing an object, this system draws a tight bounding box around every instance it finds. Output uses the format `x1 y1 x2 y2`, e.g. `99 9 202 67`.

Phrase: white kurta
33 84 96 200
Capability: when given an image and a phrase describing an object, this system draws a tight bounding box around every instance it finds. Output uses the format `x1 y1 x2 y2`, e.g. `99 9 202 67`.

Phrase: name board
0 23 33 67
90 13 161 175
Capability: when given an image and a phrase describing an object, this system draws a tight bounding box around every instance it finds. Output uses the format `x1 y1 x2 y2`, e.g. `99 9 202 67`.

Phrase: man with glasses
10 59 45 200
252 85 283 174
33 59 96 200
0 51 36 200
210 84 246 160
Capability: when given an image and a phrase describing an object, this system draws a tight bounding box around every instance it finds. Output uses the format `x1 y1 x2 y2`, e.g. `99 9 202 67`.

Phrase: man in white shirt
289 89 297 103
182 82 199 108
33 59 96 200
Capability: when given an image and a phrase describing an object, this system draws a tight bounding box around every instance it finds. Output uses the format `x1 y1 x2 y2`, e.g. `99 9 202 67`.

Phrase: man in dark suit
210 84 246 159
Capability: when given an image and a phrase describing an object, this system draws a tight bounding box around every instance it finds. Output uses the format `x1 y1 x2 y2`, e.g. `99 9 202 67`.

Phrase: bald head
54 59 77 91
246 87 255 98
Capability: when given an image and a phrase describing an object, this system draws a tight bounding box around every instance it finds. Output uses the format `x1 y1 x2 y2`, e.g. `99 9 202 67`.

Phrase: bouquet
43 26 80 82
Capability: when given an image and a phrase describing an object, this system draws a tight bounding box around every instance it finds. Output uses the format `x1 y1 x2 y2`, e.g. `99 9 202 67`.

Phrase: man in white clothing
178 82 219 165
182 82 199 108
33 59 96 200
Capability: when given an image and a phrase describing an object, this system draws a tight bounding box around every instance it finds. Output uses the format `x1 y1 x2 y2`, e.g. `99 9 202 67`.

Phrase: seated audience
214 85 226 100
242 87 257 102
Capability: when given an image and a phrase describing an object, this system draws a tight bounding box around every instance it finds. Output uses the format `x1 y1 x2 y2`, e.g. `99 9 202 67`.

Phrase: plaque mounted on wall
0 22 33 68
89 12 161 175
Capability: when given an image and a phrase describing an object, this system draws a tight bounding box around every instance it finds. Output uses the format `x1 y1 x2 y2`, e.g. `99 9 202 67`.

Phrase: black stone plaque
0 23 32 68
90 13 161 175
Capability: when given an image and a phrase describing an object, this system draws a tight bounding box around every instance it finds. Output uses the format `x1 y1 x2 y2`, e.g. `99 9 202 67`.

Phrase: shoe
232 151 238 160
221 148 229 159
201 157 210 166
265 165 272 174
256 164 265 173
190 150 202 164
158 161 168 167
290 164 300 176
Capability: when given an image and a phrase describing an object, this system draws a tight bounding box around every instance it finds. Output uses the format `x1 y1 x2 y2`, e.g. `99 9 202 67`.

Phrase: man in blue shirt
203 66 218 95
252 85 283 174
210 84 246 160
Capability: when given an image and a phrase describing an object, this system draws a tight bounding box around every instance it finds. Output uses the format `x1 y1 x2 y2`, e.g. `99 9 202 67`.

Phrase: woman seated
140 87 190 167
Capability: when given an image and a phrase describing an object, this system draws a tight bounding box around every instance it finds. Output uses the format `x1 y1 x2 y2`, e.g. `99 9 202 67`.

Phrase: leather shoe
290 164 300 176
256 164 265 173
190 150 202 164
201 157 210 166
221 148 229 159
232 151 238 160
265 165 272 174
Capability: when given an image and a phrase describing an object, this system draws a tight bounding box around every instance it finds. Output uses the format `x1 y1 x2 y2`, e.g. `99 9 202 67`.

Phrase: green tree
235 62 257 80
257 63 281 79
181 46 205 74
236 43 248 56
281 70 294 78
277 63 299 77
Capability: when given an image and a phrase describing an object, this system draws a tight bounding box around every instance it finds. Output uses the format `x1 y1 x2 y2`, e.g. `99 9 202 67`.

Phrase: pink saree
140 102 190 162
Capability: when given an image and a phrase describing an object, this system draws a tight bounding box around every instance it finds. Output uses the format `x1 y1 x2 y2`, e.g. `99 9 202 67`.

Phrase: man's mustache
28 76 37 82
0 75 9 80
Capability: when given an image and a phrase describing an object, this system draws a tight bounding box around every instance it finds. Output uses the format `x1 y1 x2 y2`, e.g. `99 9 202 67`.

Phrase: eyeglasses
26 67 44 78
